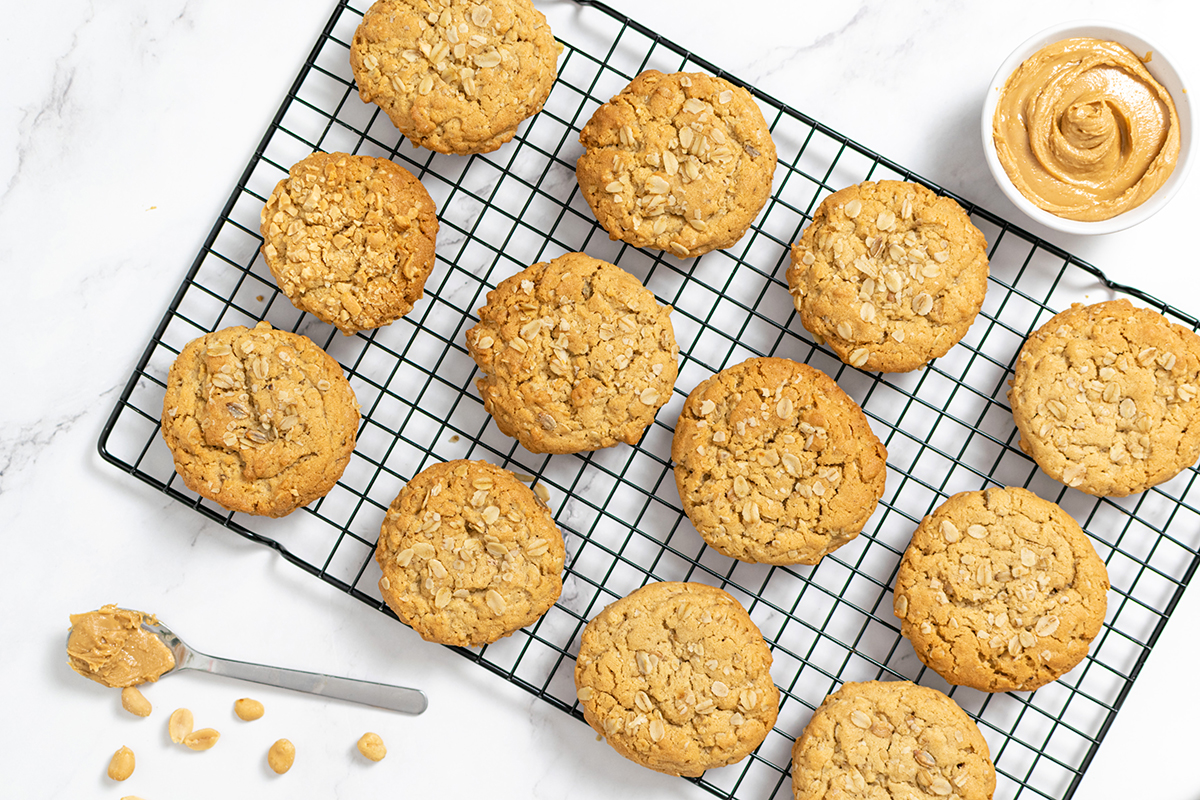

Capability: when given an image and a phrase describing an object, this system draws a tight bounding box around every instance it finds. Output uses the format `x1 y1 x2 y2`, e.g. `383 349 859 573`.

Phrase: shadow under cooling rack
99 2 1200 800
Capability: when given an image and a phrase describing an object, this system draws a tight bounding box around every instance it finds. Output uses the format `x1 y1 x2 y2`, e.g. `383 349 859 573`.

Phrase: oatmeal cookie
466 252 678 454
577 70 777 258
161 322 360 517
672 357 887 565
792 681 995 800
894 487 1109 693
574 581 778 777
1009 299 1200 496
376 459 564 647
260 152 439 335
788 180 990 372
349 0 558 155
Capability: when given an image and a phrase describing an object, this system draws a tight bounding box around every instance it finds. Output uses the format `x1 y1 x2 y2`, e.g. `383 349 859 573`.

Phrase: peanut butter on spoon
66 605 175 688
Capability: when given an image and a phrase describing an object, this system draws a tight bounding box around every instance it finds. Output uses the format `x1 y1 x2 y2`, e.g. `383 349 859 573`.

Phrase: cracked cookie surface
466 252 678 454
672 357 887 565
1009 299 1200 496
260 152 439 335
350 0 558 155
574 581 778 777
894 487 1109 693
792 681 995 800
161 322 360 517
376 459 564 647
577 70 777 258
788 181 989 372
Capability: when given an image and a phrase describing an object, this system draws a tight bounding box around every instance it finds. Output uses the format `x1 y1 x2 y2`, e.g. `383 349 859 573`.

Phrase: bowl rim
981 19 1194 235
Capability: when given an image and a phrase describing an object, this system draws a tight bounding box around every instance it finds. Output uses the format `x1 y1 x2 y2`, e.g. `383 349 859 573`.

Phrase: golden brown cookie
376 459 564 647
894 487 1109 693
577 70 777 259
1009 299 1200 496
465 252 678 454
260 151 438 335
788 181 989 372
672 357 887 565
791 681 995 800
349 0 558 155
574 581 778 777
161 322 360 517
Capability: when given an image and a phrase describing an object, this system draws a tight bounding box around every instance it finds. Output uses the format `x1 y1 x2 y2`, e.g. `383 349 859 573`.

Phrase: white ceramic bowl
981 20 1193 235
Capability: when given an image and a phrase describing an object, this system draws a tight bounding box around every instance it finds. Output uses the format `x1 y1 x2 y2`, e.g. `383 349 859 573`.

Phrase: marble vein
2 7 92 216
746 5 869 85
0 408 89 496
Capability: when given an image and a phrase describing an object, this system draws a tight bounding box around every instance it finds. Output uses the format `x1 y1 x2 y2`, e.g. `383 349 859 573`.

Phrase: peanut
168 707 193 743
234 697 265 721
107 746 135 781
183 727 221 751
267 738 296 774
356 732 387 762
120 687 152 718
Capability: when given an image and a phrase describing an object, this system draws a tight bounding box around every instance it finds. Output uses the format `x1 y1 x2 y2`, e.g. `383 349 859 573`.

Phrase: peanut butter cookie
894 487 1109 693
376 459 564 647
577 70 777 259
350 0 558 155
161 322 360 517
465 252 678 454
574 581 778 777
792 681 995 800
1009 299 1200 496
672 357 887 565
788 181 989 372
260 152 438 335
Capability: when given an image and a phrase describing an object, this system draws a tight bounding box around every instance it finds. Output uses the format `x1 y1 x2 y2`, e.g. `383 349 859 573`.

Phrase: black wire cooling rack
99 2 1200 799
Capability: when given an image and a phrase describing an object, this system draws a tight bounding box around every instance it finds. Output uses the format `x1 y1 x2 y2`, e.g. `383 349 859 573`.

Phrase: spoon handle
180 652 428 715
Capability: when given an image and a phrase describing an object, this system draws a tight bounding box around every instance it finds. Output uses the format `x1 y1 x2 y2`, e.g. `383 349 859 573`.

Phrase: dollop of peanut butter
67 605 175 688
993 37 1179 221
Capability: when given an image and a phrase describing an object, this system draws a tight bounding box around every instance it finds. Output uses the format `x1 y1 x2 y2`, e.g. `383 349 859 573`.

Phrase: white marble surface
3 1 1198 798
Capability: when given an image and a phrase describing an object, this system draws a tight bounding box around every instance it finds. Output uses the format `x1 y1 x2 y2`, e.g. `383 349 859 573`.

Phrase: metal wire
98 2 1200 798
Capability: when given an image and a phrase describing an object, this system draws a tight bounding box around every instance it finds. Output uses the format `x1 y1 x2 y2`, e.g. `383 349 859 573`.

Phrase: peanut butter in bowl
992 36 1180 222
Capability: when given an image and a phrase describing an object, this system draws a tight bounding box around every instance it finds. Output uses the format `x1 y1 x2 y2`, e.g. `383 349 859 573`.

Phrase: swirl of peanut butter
993 37 1179 221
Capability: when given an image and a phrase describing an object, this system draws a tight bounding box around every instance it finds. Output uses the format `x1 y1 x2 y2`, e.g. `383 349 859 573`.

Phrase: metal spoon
72 616 428 715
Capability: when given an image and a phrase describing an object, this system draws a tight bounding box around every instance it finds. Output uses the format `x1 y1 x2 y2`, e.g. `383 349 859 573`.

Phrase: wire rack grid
99 2 1200 799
